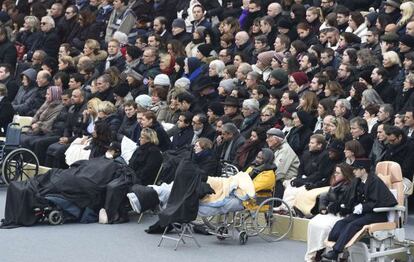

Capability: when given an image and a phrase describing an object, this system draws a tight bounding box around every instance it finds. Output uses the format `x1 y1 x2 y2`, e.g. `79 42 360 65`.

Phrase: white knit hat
154 74 170 87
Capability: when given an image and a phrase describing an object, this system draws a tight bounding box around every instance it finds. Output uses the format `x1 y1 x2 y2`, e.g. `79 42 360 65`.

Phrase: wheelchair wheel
216 226 228 240
1 148 39 185
253 197 293 242
201 214 226 231
48 210 63 225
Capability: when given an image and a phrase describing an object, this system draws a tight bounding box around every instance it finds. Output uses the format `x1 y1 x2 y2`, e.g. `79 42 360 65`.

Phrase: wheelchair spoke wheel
254 197 293 242
2 148 39 185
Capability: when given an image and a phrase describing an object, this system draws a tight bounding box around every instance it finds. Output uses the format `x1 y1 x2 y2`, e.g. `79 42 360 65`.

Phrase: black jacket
292 149 332 188
356 133 373 157
0 39 17 70
128 142 163 186
172 31 192 46
118 115 138 140
64 102 87 141
171 126 194 150
383 136 414 180
373 80 396 104
37 29 60 58
286 125 313 157
50 104 71 136
0 97 15 136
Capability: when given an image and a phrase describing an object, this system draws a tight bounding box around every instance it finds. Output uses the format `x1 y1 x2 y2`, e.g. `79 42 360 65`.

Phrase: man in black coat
117 101 138 140
171 112 194 150
192 113 215 143
383 126 414 182
350 117 374 156
0 84 14 136
171 18 191 46
290 134 332 189
323 159 398 260
37 16 60 59
371 67 396 104
0 64 18 101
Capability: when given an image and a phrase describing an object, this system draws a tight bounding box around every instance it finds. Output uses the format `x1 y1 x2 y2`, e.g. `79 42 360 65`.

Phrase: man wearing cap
171 18 191 46
383 0 401 24
207 101 224 127
323 158 398 260
277 18 297 42
223 96 244 128
399 34 414 59
192 76 220 113
380 33 400 54
266 127 300 200
269 69 288 91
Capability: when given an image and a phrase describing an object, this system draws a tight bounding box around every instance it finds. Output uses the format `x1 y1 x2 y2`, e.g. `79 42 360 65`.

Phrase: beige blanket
294 186 330 216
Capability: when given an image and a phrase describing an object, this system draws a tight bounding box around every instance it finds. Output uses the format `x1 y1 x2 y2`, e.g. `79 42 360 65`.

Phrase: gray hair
242 98 260 112
238 63 253 75
41 16 55 28
222 122 239 135
361 89 384 108
337 98 351 111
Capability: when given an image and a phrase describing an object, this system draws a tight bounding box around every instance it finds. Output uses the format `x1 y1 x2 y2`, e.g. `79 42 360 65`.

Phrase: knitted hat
266 128 285 139
125 69 144 82
208 101 224 116
197 44 213 57
277 18 292 29
219 79 236 93
291 72 309 86
114 83 130 97
172 18 186 29
257 51 275 67
273 52 285 65
174 77 191 90
135 94 152 109
193 76 214 92
0 11 10 23
270 69 288 84
400 34 414 48
154 74 170 87
42 57 58 72
48 86 62 102
358 70 373 85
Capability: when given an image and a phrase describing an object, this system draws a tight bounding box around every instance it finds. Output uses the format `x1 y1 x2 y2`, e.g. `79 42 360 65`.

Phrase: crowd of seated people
0 0 414 259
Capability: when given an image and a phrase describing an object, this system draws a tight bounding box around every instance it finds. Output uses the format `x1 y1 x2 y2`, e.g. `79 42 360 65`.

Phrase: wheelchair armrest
373 206 406 213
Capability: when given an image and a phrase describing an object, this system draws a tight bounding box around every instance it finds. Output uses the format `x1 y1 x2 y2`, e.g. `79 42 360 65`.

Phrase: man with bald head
267 2 283 25
234 31 254 62
407 21 414 37
30 70 52 115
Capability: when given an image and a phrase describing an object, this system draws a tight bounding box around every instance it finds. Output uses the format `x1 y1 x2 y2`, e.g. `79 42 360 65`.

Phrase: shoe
322 250 338 261
98 208 108 224
127 193 141 214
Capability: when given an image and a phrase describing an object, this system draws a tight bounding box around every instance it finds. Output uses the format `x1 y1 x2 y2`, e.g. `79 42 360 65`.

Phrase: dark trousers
328 213 388 252
31 135 60 165
45 142 69 168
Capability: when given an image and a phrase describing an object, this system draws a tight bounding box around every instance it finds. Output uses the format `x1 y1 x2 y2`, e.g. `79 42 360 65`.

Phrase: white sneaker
98 208 108 224
127 193 141 214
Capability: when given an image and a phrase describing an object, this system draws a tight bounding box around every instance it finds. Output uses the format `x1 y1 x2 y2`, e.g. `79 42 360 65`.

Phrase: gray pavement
0 187 307 262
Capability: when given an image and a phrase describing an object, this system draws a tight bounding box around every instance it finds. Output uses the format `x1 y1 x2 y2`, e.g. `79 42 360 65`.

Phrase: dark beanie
278 18 292 29
358 70 373 85
270 69 288 84
43 57 57 71
197 44 213 57
291 72 309 86
208 101 224 116
400 34 414 48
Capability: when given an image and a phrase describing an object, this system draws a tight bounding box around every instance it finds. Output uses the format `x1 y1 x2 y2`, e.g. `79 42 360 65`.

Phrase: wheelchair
0 123 40 185
201 162 294 245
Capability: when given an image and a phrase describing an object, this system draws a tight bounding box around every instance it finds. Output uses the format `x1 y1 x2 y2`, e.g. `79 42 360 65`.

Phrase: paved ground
0 187 307 262
1 185 414 262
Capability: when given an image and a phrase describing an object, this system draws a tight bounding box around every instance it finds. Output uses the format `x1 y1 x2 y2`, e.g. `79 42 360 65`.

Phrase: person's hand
216 135 223 145
242 0 249 9
290 179 304 187
59 137 69 144
353 203 363 215
305 183 316 190
31 123 38 130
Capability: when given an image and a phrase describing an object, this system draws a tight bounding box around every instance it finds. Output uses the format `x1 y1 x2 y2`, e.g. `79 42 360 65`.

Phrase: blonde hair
307 7 324 23
398 2 414 27
97 101 116 115
87 98 102 116
85 39 101 53
331 116 350 141
261 104 276 115
59 55 74 67
140 128 159 145
24 16 40 32
383 51 401 66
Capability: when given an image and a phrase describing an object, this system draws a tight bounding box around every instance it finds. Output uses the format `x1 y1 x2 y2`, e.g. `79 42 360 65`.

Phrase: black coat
0 77 19 102
356 133 373 157
199 124 216 141
293 149 332 188
37 29 60 58
172 31 192 46
64 102 87 141
0 97 15 135
286 125 313 157
151 121 171 152
383 136 414 180
339 173 398 216
373 80 396 104
118 115 138 140
319 181 352 214
171 126 194 150
128 143 163 186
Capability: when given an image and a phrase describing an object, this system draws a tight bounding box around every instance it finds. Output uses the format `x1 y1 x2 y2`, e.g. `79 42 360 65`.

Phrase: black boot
322 250 338 261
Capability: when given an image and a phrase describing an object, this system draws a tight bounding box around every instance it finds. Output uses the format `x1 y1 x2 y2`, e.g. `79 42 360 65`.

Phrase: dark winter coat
383 136 414 180
286 125 313 157
0 97 15 135
128 142 163 186
171 126 194 150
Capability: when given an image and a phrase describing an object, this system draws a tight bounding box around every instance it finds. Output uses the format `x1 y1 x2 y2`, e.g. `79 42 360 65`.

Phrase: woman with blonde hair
382 51 404 88
58 55 76 74
327 116 351 142
324 81 345 102
298 91 318 117
397 2 414 33
16 15 42 54
77 39 108 64
83 97 102 136
306 6 323 34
